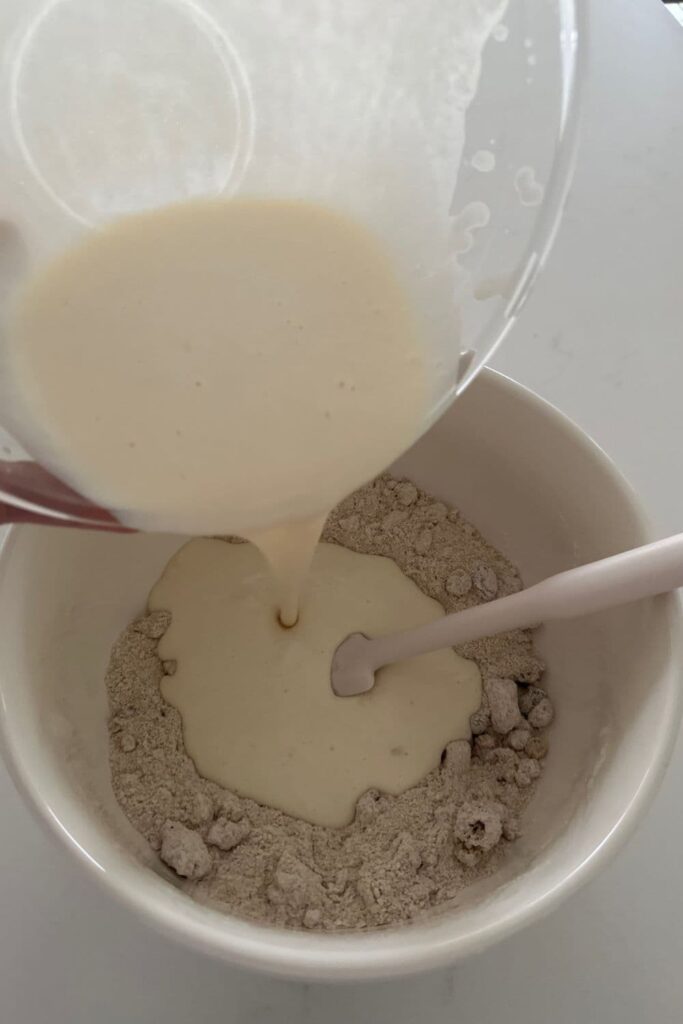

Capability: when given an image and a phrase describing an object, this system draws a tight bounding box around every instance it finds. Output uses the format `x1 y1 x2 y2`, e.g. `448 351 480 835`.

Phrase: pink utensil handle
0 460 131 531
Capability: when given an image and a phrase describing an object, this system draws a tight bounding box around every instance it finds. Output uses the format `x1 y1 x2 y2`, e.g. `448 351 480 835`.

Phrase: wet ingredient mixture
149 539 481 829
7 199 426 540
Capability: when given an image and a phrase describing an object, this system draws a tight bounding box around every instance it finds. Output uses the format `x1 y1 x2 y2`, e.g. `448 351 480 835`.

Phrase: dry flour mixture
107 474 553 930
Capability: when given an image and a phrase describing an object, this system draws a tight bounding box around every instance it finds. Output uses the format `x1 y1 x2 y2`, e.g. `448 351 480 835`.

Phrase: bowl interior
0 369 678 980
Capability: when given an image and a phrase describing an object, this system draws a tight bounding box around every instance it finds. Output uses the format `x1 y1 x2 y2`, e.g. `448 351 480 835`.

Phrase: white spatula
331 533 683 697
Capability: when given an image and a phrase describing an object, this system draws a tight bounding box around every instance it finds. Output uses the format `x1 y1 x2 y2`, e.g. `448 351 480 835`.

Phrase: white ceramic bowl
0 369 680 981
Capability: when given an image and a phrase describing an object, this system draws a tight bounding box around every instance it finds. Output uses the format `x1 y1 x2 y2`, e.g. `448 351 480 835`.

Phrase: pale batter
149 538 482 828
6 198 426 540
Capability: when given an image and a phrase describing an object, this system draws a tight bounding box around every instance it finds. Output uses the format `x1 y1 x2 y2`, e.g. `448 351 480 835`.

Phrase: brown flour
107 473 553 930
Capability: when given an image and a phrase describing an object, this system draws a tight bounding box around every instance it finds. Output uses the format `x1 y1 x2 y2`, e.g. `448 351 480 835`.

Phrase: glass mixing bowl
0 0 583 528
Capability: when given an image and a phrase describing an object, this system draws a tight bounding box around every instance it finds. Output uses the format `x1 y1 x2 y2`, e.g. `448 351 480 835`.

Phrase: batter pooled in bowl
149 539 482 829
106 474 554 930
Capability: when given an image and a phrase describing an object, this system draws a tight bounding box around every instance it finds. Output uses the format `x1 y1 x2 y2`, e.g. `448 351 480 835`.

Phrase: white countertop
2 1 682 1020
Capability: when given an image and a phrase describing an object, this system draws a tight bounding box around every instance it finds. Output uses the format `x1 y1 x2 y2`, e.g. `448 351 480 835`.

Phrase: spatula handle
363 534 683 672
